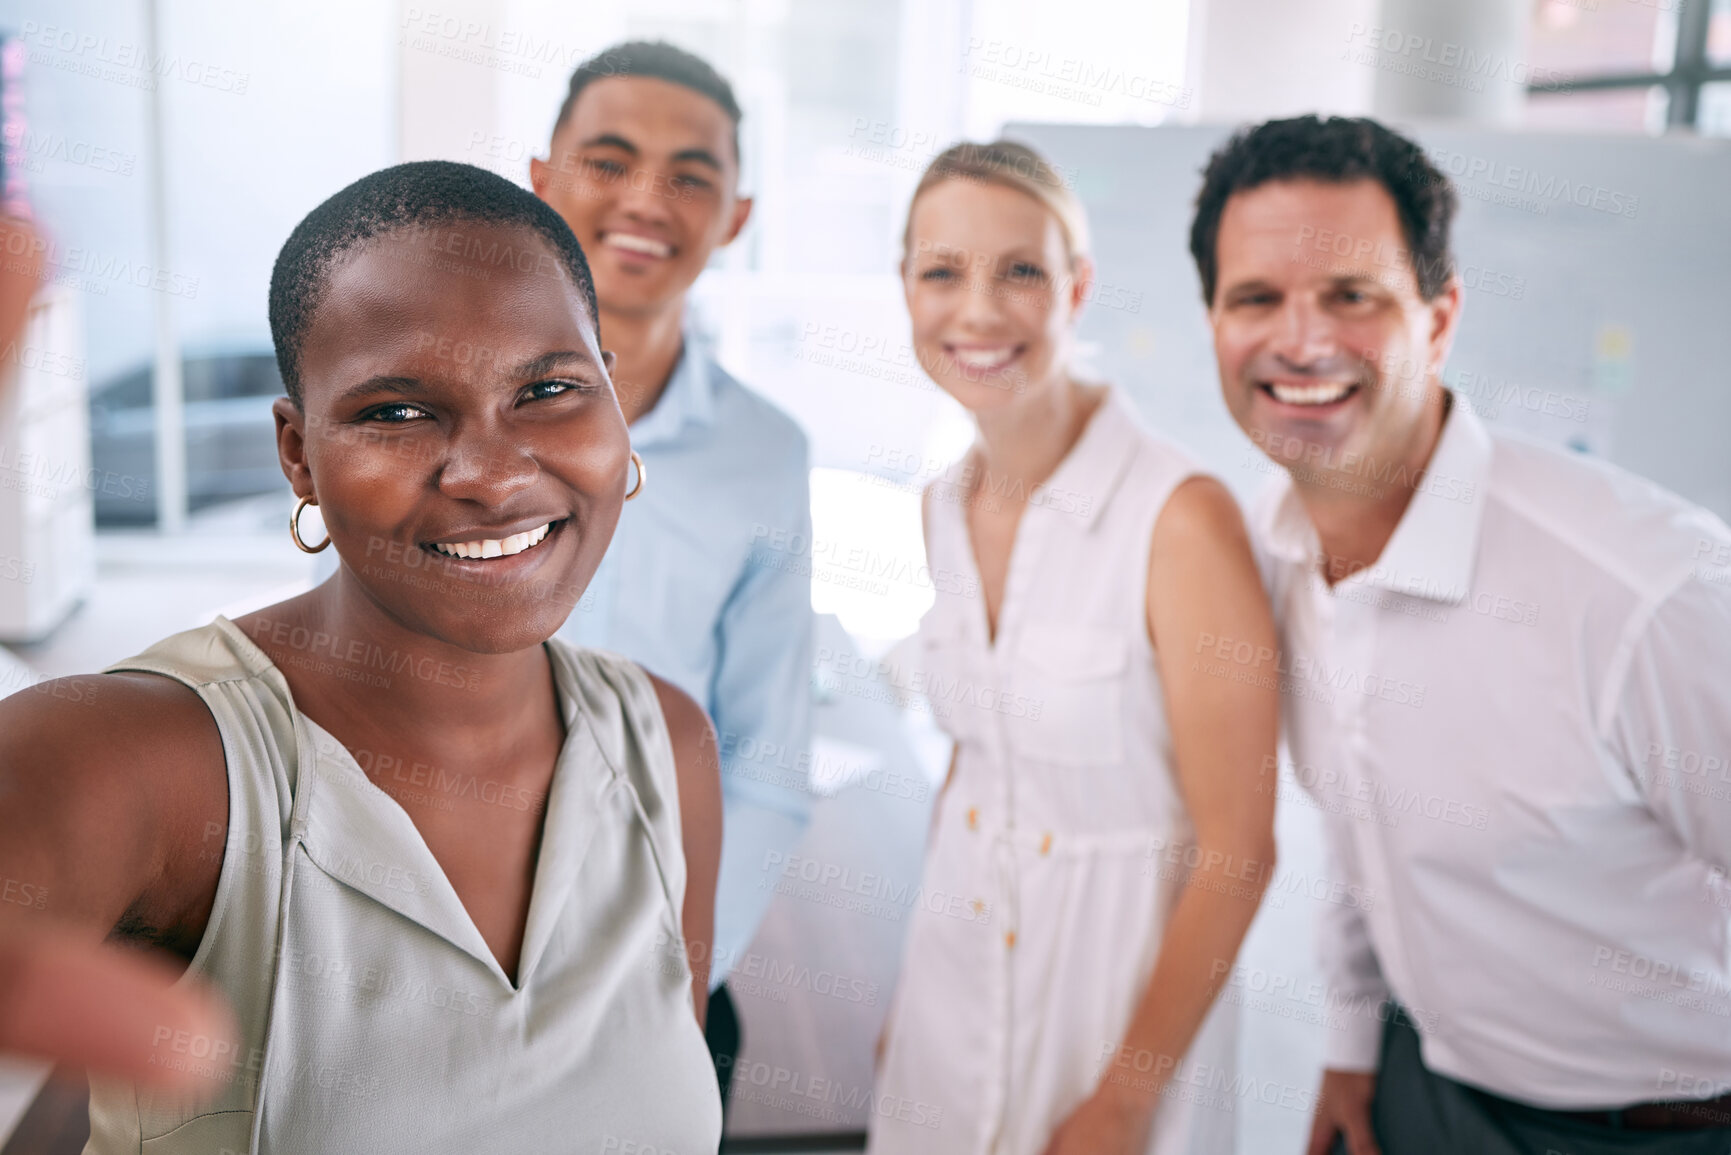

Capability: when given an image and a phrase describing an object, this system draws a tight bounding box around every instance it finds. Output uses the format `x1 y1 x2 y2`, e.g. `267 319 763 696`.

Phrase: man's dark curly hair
1188 115 1458 306
552 39 742 163
268 160 599 406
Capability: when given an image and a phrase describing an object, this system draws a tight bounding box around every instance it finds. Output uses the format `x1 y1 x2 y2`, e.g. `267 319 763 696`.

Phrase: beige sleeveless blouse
85 616 721 1154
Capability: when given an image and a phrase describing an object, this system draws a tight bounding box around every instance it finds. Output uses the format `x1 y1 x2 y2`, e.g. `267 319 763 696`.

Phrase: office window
1525 83 1670 134
1526 0 1731 131
1702 80 1731 135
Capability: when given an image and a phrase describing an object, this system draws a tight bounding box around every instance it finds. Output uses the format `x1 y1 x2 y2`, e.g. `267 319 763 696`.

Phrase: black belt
1556 1091 1731 1132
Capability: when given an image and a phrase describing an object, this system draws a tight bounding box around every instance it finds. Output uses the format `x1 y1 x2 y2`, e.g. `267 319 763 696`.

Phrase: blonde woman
869 141 1279 1155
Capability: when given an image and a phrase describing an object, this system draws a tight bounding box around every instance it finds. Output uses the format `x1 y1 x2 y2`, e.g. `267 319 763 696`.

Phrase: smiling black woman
0 162 723 1153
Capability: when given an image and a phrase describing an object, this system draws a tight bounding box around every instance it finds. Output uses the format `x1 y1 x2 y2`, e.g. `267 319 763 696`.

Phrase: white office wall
160 0 399 352
1187 0 1379 122
0 0 399 378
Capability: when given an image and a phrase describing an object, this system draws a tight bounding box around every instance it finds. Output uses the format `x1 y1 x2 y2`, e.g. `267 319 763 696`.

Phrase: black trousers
706 983 741 1122
1336 1007 1731 1155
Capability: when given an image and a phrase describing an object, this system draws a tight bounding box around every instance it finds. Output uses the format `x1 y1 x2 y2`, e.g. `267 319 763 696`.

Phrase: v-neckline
958 460 1021 652
951 391 1117 654
216 618 609 993
297 707 599 993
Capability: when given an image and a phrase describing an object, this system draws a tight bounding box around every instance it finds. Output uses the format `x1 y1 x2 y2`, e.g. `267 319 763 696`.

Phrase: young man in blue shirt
530 41 813 1112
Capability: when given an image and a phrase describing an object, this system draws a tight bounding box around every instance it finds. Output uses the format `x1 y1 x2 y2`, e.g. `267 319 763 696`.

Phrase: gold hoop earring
289 494 332 554
625 450 647 502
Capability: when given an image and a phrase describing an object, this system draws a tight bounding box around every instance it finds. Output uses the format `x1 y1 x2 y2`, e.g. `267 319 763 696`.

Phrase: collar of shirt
944 386 1141 533
627 334 718 447
1258 393 1494 605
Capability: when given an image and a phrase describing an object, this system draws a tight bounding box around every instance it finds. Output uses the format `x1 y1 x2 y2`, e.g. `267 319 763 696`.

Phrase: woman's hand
0 218 43 354
1040 1083 1155 1155
0 922 234 1092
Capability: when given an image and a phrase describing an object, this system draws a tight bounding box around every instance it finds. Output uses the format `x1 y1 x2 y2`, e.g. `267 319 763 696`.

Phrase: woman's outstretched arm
0 673 234 1089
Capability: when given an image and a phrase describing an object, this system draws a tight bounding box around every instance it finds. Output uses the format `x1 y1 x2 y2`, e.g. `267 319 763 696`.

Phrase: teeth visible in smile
605 233 671 258
431 522 553 560
1269 381 1354 406
952 346 1017 371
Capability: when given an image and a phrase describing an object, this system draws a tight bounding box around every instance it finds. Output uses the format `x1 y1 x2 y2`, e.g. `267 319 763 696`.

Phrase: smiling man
1191 116 1731 1154
529 41 813 1112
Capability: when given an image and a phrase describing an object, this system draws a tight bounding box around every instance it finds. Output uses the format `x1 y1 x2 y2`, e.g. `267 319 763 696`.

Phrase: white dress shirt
1253 397 1731 1110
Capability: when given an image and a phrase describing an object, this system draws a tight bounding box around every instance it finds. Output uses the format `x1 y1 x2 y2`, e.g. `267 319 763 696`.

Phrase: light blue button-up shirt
555 337 814 987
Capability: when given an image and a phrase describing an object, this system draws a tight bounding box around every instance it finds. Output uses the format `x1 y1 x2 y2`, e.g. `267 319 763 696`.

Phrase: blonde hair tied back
902 139 1091 267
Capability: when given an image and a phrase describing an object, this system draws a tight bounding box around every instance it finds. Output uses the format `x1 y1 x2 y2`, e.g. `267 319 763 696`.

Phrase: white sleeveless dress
869 391 1239 1155
84 616 721 1154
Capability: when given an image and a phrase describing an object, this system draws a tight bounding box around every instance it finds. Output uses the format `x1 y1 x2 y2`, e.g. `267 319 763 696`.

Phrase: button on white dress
869 391 1239 1155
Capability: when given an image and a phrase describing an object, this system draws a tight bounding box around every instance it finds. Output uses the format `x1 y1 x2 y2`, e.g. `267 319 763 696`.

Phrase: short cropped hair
268 160 598 405
1188 115 1458 305
552 39 742 162
904 140 1090 267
